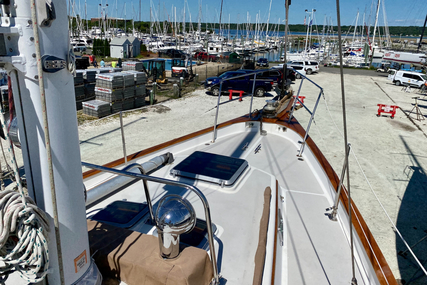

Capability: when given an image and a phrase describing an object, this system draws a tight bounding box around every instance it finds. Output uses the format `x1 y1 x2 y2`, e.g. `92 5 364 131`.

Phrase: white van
288 60 319 75
273 64 307 79
389 70 427 88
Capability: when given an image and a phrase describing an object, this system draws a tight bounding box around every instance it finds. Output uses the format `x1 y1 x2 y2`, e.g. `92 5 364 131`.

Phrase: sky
75 0 427 27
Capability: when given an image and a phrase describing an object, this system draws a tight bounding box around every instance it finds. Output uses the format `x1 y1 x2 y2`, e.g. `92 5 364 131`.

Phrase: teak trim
271 181 279 285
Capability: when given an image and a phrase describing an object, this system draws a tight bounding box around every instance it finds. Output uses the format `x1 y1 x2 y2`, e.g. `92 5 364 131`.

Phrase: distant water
247 48 306 62
214 29 316 38
165 59 198 70
213 29 420 39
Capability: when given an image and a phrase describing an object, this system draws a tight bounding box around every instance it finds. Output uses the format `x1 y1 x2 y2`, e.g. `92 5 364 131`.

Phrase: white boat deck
85 121 379 284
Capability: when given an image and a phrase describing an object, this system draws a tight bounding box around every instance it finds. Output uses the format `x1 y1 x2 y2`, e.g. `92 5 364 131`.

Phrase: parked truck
204 70 280 96
195 52 219 62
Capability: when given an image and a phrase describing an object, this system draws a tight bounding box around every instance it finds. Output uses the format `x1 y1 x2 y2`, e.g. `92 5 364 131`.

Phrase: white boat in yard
382 51 427 67
0 0 402 285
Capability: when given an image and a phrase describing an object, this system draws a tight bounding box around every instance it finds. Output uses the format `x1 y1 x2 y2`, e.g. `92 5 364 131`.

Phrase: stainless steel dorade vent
155 195 196 259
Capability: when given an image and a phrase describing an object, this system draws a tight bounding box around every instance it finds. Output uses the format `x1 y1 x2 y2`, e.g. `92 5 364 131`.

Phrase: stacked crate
123 70 147 108
82 100 111 118
73 70 85 110
83 70 97 99
74 70 85 100
104 67 123 73
123 70 147 84
122 61 144 71
95 72 135 114
94 68 112 74
121 72 136 110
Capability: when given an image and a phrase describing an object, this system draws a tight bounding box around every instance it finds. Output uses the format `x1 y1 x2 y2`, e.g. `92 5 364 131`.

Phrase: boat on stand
0 0 399 284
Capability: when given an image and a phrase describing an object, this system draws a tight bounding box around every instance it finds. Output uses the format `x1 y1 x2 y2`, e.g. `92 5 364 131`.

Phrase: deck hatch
170 151 248 186
91 200 149 228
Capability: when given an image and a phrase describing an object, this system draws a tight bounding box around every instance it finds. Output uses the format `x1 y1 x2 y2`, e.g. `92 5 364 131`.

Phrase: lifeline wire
335 0 357 282
321 87 427 277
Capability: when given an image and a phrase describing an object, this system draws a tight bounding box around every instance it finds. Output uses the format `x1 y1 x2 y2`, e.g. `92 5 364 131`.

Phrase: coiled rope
0 190 50 282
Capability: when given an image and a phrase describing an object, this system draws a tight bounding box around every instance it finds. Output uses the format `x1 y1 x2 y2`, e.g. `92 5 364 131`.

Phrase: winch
263 99 279 118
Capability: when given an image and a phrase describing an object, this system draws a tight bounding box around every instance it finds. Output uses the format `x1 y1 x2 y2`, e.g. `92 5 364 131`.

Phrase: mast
139 0 141 38
246 12 249 40
115 0 118 36
236 14 239 40
85 0 88 34
352 10 359 47
322 15 326 48
150 6 152 37
418 14 427 53
183 0 186 34
228 14 230 43
218 0 223 40
1 0 101 284
362 10 365 42
282 0 290 94
266 0 272 41
372 0 381 49
198 0 202 36
304 15 310 57
132 3 135 37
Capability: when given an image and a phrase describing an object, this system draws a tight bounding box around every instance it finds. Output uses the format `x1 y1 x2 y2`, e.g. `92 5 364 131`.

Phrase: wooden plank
271 181 279 285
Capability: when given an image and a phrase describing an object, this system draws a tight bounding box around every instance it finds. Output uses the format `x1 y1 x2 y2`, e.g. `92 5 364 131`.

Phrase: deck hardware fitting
245 122 254 128
326 143 351 222
278 209 284 246
241 142 249 151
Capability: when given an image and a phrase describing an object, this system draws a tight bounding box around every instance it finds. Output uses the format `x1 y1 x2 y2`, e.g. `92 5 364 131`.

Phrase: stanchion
119 111 127 164
173 84 179 98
